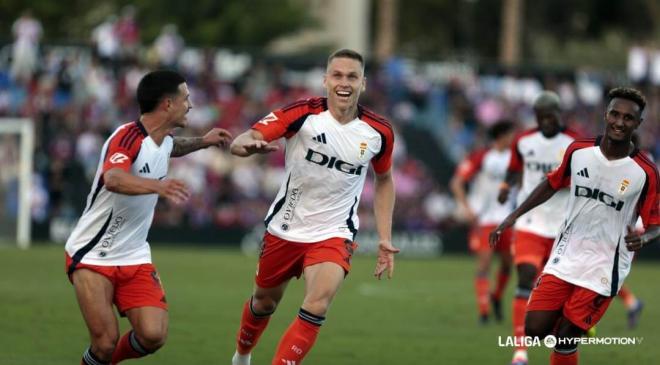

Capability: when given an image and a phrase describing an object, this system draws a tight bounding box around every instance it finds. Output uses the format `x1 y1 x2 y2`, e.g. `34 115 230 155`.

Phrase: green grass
0 244 658 364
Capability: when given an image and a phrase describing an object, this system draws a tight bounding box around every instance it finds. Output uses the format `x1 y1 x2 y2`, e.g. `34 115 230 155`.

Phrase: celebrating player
228 49 398 365
65 70 232 365
497 91 578 365
490 87 660 365
449 120 516 325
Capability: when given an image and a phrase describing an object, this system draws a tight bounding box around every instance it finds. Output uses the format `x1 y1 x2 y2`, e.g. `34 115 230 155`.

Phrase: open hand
158 179 191 205
374 242 401 280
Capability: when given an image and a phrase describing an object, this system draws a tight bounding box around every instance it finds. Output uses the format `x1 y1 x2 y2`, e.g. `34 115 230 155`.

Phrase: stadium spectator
65 70 232 365
450 120 515 325
490 87 660 365
228 48 399 365
10 10 42 84
153 24 184 69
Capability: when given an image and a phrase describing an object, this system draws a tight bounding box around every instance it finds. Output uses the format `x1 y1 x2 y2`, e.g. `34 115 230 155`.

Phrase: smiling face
604 97 641 143
323 56 365 118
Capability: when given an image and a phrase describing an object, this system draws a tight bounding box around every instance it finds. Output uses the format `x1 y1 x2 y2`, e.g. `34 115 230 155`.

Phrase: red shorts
65 254 168 315
512 230 555 269
469 225 512 253
527 274 613 330
256 232 358 288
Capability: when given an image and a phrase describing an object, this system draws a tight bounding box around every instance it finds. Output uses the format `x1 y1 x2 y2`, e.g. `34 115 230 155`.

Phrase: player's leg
271 237 355 365
111 264 169 363
72 268 119 365
492 228 513 322
475 249 493 324
618 284 643 329
549 317 583 365
472 226 493 324
272 261 345 365
510 231 549 364
553 285 613 365
233 233 306 365
233 281 290 365
112 307 168 363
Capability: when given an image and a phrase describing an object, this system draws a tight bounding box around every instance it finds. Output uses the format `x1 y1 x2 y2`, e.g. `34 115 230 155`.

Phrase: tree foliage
0 0 309 47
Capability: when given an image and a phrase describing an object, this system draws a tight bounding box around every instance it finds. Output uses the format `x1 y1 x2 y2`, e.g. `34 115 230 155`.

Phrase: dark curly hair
607 87 646 113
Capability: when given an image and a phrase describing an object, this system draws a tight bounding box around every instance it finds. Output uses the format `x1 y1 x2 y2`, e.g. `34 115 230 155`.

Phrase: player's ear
362 77 366 92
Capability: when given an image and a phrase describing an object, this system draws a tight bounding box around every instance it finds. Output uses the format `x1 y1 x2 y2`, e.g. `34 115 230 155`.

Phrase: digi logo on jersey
525 161 557 173
305 149 364 175
575 185 624 211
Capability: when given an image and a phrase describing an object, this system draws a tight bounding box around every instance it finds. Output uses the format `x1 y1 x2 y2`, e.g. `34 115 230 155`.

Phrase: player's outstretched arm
171 127 233 157
489 178 557 247
625 225 660 251
229 129 279 157
104 168 190 205
372 168 400 280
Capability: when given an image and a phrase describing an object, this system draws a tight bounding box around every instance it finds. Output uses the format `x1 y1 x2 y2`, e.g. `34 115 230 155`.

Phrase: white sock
512 349 528 361
232 351 251 365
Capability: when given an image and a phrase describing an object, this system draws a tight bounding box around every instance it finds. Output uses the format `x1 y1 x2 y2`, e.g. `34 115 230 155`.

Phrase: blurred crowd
1 11 658 239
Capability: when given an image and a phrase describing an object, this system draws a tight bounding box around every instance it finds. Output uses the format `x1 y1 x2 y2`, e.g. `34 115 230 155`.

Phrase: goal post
0 118 34 248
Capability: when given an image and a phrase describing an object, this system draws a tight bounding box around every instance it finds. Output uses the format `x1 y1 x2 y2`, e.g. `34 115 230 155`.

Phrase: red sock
492 271 510 301
513 296 527 351
550 350 578 365
272 309 323 365
236 297 272 355
111 331 149 364
618 286 637 309
475 277 490 315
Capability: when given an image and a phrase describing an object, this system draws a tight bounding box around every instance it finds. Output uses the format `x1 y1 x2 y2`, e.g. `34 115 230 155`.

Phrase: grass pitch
0 244 658 364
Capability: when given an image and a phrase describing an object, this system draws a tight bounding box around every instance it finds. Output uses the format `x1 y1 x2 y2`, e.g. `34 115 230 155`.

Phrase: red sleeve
359 107 395 174
562 127 582 139
251 97 327 142
454 149 487 182
507 129 536 173
634 154 660 228
546 138 596 190
102 123 144 173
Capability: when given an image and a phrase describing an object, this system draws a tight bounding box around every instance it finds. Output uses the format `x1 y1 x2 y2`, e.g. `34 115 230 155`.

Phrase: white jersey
544 137 660 296
65 121 173 270
509 128 578 237
455 148 514 225
252 97 394 243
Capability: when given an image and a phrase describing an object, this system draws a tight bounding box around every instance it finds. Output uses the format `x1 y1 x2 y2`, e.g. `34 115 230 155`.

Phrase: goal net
0 118 34 248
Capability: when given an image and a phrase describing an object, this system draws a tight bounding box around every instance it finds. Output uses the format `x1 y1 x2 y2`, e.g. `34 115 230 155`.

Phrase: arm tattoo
171 136 207 157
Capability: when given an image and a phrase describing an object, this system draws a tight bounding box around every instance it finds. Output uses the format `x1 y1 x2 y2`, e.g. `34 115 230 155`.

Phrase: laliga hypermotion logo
618 179 630 195
359 142 367 158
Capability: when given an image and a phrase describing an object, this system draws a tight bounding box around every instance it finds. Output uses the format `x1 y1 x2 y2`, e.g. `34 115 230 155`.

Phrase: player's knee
517 265 537 288
135 326 168 352
251 295 279 314
524 318 549 339
301 298 330 317
91 335 118 360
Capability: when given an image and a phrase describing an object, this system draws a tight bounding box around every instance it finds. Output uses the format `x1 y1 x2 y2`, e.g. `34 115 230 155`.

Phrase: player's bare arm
372 168 400 279
497 170 521 204
104 168 190 205
230 129 279 157
171 127 233 157
625 224 660 251
449 173 477 224
490 179 557 247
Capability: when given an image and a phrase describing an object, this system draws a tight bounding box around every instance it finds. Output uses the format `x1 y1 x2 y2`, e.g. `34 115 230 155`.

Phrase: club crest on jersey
258 112 278 125
109 152 129 164
618 179 630 195
359 142 368 158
